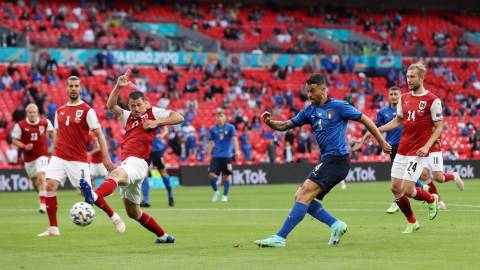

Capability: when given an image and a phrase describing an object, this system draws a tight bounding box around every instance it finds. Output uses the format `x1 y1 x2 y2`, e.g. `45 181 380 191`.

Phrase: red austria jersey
88 135 103 163
53 101 101 162
11 118 53 162
397 91 443 156
120 107 171 160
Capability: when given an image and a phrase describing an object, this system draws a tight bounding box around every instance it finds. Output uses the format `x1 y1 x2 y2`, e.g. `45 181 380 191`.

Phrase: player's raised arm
261 111 296 131
108 69 132 118
357 114 392 154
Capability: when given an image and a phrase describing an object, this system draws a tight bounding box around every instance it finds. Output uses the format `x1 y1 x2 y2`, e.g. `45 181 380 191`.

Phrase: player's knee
208 172 217 179
432 172 443 182
390 184 402 195
126 208 140 220
46 180 58 191
294 186 313 204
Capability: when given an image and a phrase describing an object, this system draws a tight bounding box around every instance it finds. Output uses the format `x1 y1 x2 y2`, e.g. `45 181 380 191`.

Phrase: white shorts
89 163 108 177
428 152 444 172
391 154 428 182
24 156 49 179
118 157 149 204
45 156 91 188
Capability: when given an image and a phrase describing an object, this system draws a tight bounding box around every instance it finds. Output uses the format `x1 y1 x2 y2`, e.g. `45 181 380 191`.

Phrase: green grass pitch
0 180 479 270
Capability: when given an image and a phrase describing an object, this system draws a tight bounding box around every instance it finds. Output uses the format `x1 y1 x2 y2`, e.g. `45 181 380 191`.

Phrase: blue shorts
148 151 165 170
308 155 351 200
208 157 233 176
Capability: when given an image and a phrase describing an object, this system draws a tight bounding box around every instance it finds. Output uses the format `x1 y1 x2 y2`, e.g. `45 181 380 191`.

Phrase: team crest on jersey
326 109 334 119
39 126 45 134
75 110 84 123
418 101 427 111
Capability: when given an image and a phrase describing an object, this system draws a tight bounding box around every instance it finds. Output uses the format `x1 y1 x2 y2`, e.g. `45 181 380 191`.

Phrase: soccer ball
70 202 95 226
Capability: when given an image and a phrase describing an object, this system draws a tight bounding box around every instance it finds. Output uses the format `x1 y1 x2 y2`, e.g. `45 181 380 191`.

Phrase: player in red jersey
11 103 56 213
87 134 109 187
419 139 464 210
38 76 125 237
80 70 184 243
375 63 442 233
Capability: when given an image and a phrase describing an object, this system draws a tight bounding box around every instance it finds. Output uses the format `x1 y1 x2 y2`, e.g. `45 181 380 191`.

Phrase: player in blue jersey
356 86 426 214
206 108 240 202
255 74 391 247
140 127 175 207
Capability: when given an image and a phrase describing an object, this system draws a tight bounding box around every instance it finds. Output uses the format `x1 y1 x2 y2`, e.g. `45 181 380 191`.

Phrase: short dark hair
128 91 145 101
389 86 401 92
306 73 327 86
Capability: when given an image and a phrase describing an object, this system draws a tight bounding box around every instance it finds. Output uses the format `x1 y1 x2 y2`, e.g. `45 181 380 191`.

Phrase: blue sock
277 202 308 239
141 178 150 204
162 175 173 199
210 178 218 192
307 200 337 227
415 180 423 188
223 180 230 196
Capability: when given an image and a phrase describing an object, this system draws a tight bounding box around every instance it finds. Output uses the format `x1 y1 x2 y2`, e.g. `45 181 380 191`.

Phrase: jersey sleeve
430 98 443 122
230 124 237 137
208 128 215 141
11 123 21 139
119 109 131 125
290 109 309 126
152 107 171 120
46 119 54 131
396 97 403 118
86 109 101 130
340 101 362 120
375 110 384 127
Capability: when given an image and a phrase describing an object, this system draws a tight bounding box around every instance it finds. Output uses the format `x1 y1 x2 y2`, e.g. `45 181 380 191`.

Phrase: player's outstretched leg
124 199 175 244
140 178 151 208
255 202 308 248
410 186 438 220
307 200 347 245
80 178 126 233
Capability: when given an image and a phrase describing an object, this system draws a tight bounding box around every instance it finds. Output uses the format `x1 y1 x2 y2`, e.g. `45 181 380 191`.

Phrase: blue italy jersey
375 106 402 145
209 124 237 158
291 98 362 158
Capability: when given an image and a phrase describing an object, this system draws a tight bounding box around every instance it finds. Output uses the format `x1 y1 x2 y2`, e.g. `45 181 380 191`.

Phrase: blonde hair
407 62 427 78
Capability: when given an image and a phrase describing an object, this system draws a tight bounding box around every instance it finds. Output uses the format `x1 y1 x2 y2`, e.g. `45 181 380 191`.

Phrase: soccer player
38 76 123 237
254 74 391 247
88 134 109 187
206 108 240 202
11 103 56 213
419 140 464 209
141 127 175 207
375 63 442 233
80 70 184 243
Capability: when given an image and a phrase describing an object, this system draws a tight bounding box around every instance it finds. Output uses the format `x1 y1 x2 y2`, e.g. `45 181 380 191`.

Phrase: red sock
427 181 442 200
39 191 46 205
413 187 434 203
443 173 455 182
46 196 58 227
94 178 117 198
94 197 114 217
137 212 165 237
396 195 416 223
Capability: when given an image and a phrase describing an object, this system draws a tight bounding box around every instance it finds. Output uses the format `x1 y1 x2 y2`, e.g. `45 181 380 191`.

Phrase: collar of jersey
66 100 84 106
411 90 429 97
26 118 40 125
